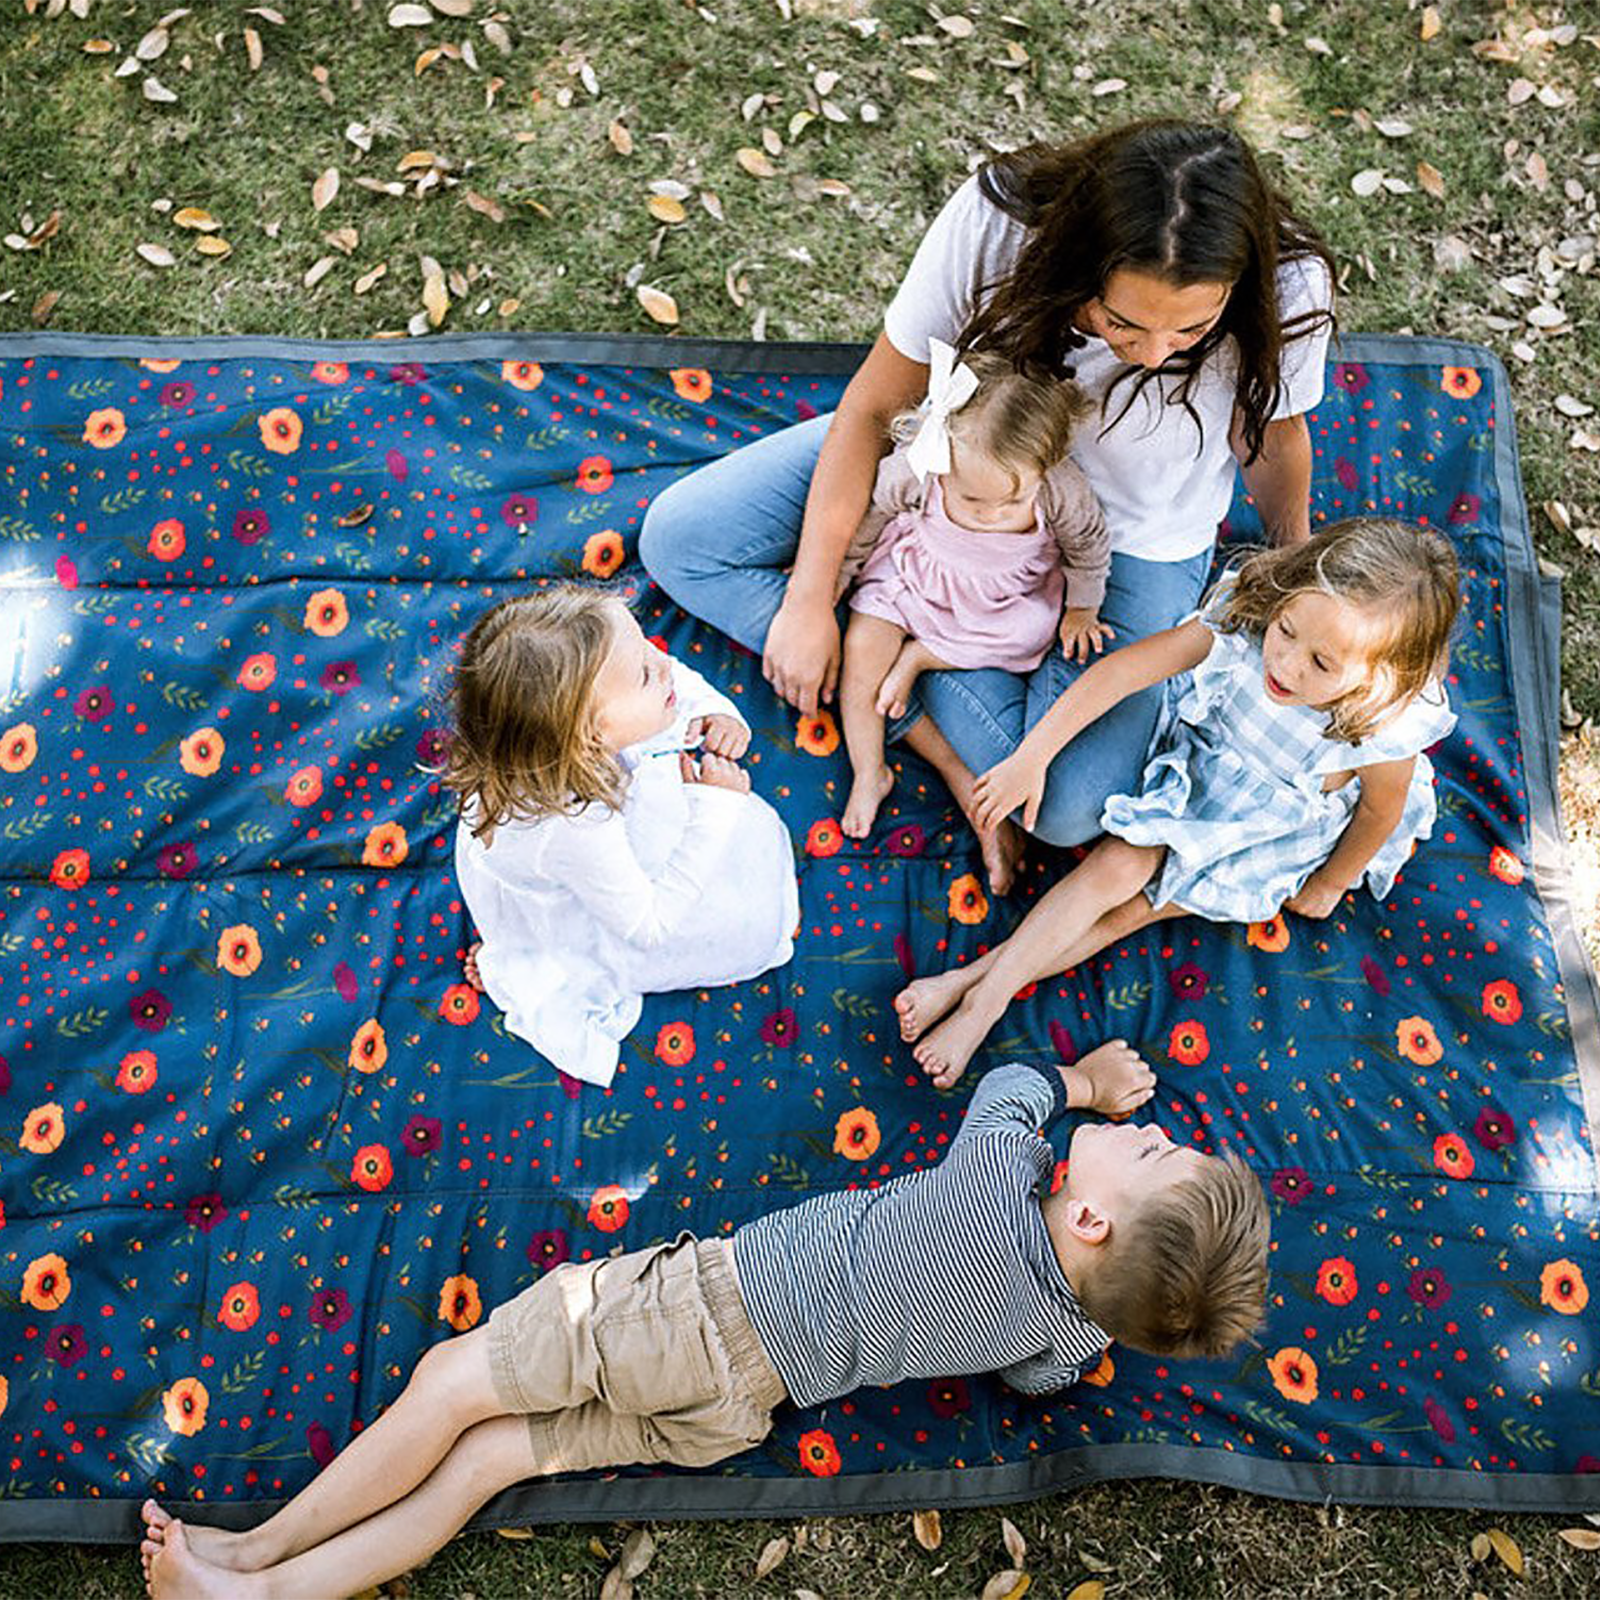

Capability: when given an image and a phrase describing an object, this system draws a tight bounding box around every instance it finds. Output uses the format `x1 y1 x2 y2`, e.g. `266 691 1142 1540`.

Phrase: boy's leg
839 613 907 838
912 840 1165 1088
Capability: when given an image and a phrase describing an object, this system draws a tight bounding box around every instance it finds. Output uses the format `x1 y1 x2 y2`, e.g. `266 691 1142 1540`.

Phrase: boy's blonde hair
889 349 1091 488
1214 516 1461 743
1074 1149 1270 1360
442 584 630 843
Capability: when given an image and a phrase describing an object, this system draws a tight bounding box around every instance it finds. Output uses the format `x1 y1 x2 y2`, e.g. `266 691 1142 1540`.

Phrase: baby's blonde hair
442 585 630 843
1213 517 1461 743
889 349 1091 488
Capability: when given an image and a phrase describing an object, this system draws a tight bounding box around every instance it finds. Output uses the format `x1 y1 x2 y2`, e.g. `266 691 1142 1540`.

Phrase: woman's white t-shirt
882 174 1334 562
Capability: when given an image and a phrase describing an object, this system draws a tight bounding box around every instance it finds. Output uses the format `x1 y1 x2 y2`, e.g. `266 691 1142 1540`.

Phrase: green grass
2 1 1598 1594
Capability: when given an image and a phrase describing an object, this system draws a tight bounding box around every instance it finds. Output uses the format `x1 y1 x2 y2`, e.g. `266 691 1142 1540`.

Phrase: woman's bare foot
463 941 484 992
894 964 985 1042
874 639 945 719
142 1500 257 1574
912 991 1002 1090
841 763 895 838
974 816 1025 897
150 1521 256 1600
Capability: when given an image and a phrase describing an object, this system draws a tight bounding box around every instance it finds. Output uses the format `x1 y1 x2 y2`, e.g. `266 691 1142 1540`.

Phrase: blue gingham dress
1102 605 1456 923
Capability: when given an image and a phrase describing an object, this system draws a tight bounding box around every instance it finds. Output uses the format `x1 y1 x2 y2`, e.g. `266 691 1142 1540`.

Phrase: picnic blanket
1 331 1597 1544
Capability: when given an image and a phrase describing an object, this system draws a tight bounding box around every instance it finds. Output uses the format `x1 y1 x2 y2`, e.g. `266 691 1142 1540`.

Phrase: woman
639 120 1335 891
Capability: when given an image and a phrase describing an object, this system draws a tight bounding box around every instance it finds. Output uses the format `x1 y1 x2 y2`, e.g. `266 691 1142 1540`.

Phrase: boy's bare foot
150 1521 253 1600
841 763 894 838
912 992 997 1090
463 941 484 992
894 965 984 1042
1066 1038 1157 1119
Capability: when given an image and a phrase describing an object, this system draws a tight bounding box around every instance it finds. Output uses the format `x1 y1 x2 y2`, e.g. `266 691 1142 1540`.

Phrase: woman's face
1077 268 1231 369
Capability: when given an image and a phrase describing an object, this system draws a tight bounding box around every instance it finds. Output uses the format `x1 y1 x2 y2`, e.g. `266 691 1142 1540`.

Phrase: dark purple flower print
401 1114 442 1157
333 961 359 1003
157 840 198 879
885 824 926 858
159 381 196 408
232 508 270 545
0 1053 10 1095
306 1423 337 1468
527 1230 570 1272
1361 956 1390 996
500 492 539 528
386 448 409 482
320 661 359 695
1447 492 1480 526
760 1008 797 1048
927 1378 970 1419
74 685 113 720
1270 1166 1312 1206
1167 960 1208 1002
1332 362 1368 394
1473 1105 1516 1151
388 363 428 386
1424 1396 1455 1443
1408 1267 1452 1308
130 988 172 1033
310 1288 353 1332
1578 1455 1600 1474
556 1070 585 1100
184 1193 228 1233
1049 1019 1078 1066
795 399 818 421
893 933 915 980
415 727 450 766
1334 456 1359 493
49 1324 88 1366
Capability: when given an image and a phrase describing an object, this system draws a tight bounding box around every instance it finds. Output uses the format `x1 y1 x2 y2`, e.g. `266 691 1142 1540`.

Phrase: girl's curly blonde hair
442 585 630 843
1213 517 1461 743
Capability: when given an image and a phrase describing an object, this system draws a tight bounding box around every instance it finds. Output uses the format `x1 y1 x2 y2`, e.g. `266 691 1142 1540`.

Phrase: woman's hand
762 594 839 715
1281 871 1345 920
1058 607 1115 665
972 750 1048 833
687 713 749 760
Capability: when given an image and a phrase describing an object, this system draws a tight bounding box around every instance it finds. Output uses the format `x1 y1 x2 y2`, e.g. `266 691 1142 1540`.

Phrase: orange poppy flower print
438 1273 483 1332
1080 1349 1115 1387
304 588 349 637
21 1101 66 1154
804 818 843 857
1432 1131 1474 1180
237 652 277 692
0 1375 9 1420
947 872 988 925
83 407 127 449
501 359 544 391
1486 846 1524 885
140 358 182 374
1480 979 1522 1025
575 454 614 494
669 367 713 403
259 406 304 454
587 1184 630 1232
218 1281 260 1332
0 722 37 773
180 728 225 777
438 983 480 1026
833 1106 881 1161
349 1018 388 1075
582 528 626 578
351 1143 394 1192
162 1376 210 1437
1440 366 1481 400
1246 913 1290 952
1395 1016 1442 1066
794 709 840 757
1268 1346 1318 1404
1315 1256 1358 1306
362 822 409 868
217 923 263 977
116 1049 158 1094
48 847 90 890
21 1253 71 1312
655 1021 695 1066
798 1428 841 1476
310 361 348 384
286 765 324 808
147 518 186 561
1168 1018 1210 1066
1539 1259 1588 1315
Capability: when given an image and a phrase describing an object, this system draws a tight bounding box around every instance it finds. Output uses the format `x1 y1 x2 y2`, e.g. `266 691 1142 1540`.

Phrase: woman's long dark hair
959 121 1335 463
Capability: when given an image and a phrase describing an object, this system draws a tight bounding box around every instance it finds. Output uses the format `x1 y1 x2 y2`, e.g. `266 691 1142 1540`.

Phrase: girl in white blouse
447 586 798 1087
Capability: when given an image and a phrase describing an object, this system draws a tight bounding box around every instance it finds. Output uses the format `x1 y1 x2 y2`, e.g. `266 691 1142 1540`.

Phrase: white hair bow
904 338 980 482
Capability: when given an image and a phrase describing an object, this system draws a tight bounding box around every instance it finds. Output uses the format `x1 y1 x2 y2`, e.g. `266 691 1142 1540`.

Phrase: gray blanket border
1 328 1597 1546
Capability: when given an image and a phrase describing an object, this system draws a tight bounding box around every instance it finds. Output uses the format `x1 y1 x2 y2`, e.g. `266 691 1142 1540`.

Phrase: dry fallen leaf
607 120 634 156
173 206 220 231
1555 395 1595 418
1001 1517 1027 1568
1560 1527 1600 1550
136 242 177 268
354 262 388 294
636 283 679 324
598 1567 632 1600
135 25 170 60
422 270 449 328
736 147 776 178
31 288 61 325
912 1509 942 1551
388 2 432 23
1066 1584 1106 1600
754 1535 789 1578
1507 78 1535 106
195 235 232 257
979 1570 1029 1600
1486 1528 1524 1575
1420 4 1441 38
647 195 686 223
431 0 474 14
463 188 507 222
1416 160 1445 198
618 1529 655 1580
938 13 974 36
83 37 114 53
905 64 940 82
143 76 178 103
304 256 337 288
1350 168 1385 196
700 191 724 221
312 167 340 211
244 25 263 68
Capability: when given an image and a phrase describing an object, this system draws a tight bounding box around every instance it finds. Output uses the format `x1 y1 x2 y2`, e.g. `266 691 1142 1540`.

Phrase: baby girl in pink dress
836 342 1111 837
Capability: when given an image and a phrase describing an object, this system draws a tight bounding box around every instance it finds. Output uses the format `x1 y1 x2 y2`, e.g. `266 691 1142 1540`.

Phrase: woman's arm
971 617 1215 831
1281 755 1414 918
1234 412 1313 545
763 334 928 713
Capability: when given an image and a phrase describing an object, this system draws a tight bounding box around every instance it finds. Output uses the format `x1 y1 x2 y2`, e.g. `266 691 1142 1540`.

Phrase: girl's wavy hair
887 349 1093 487
958 120 1336 464
1213 517 1461 743
441 585 630 844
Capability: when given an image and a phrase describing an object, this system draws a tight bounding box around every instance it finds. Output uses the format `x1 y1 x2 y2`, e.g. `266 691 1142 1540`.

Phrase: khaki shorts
486 1233 787 1471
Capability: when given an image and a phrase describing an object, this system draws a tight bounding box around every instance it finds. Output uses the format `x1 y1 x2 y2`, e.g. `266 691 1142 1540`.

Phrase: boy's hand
1058 608 1115 665
972 750 1048 833
1282 871 1345 920
688 713 750 760
685 751 752 793
1061 1038 1157 1118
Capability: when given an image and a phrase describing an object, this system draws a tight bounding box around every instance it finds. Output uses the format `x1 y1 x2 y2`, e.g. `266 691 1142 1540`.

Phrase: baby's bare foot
874 640 940 720
911 993 994 1090
894 966 982 1043
841 764 894 839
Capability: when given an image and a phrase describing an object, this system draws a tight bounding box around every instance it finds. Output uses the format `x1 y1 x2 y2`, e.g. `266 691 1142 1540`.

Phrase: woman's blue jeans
639 412 1212 847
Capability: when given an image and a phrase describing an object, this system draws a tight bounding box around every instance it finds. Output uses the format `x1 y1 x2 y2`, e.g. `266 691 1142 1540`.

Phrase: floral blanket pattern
0 333 1596 1538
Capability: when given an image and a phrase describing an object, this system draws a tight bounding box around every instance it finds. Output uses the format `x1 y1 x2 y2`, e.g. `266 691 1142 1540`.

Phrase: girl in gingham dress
895 517 1462 1088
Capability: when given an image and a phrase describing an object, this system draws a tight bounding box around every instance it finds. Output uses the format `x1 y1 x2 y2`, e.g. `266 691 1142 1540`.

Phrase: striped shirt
733 1064 1109 1408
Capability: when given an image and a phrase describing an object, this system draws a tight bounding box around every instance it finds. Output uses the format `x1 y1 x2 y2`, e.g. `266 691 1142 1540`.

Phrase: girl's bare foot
143 1501 256 1574
841 763 895 838
912 992 1000 1090
894 965 983 1042
975 817 1025 897
463 941 484 992
150 1521 255 1600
